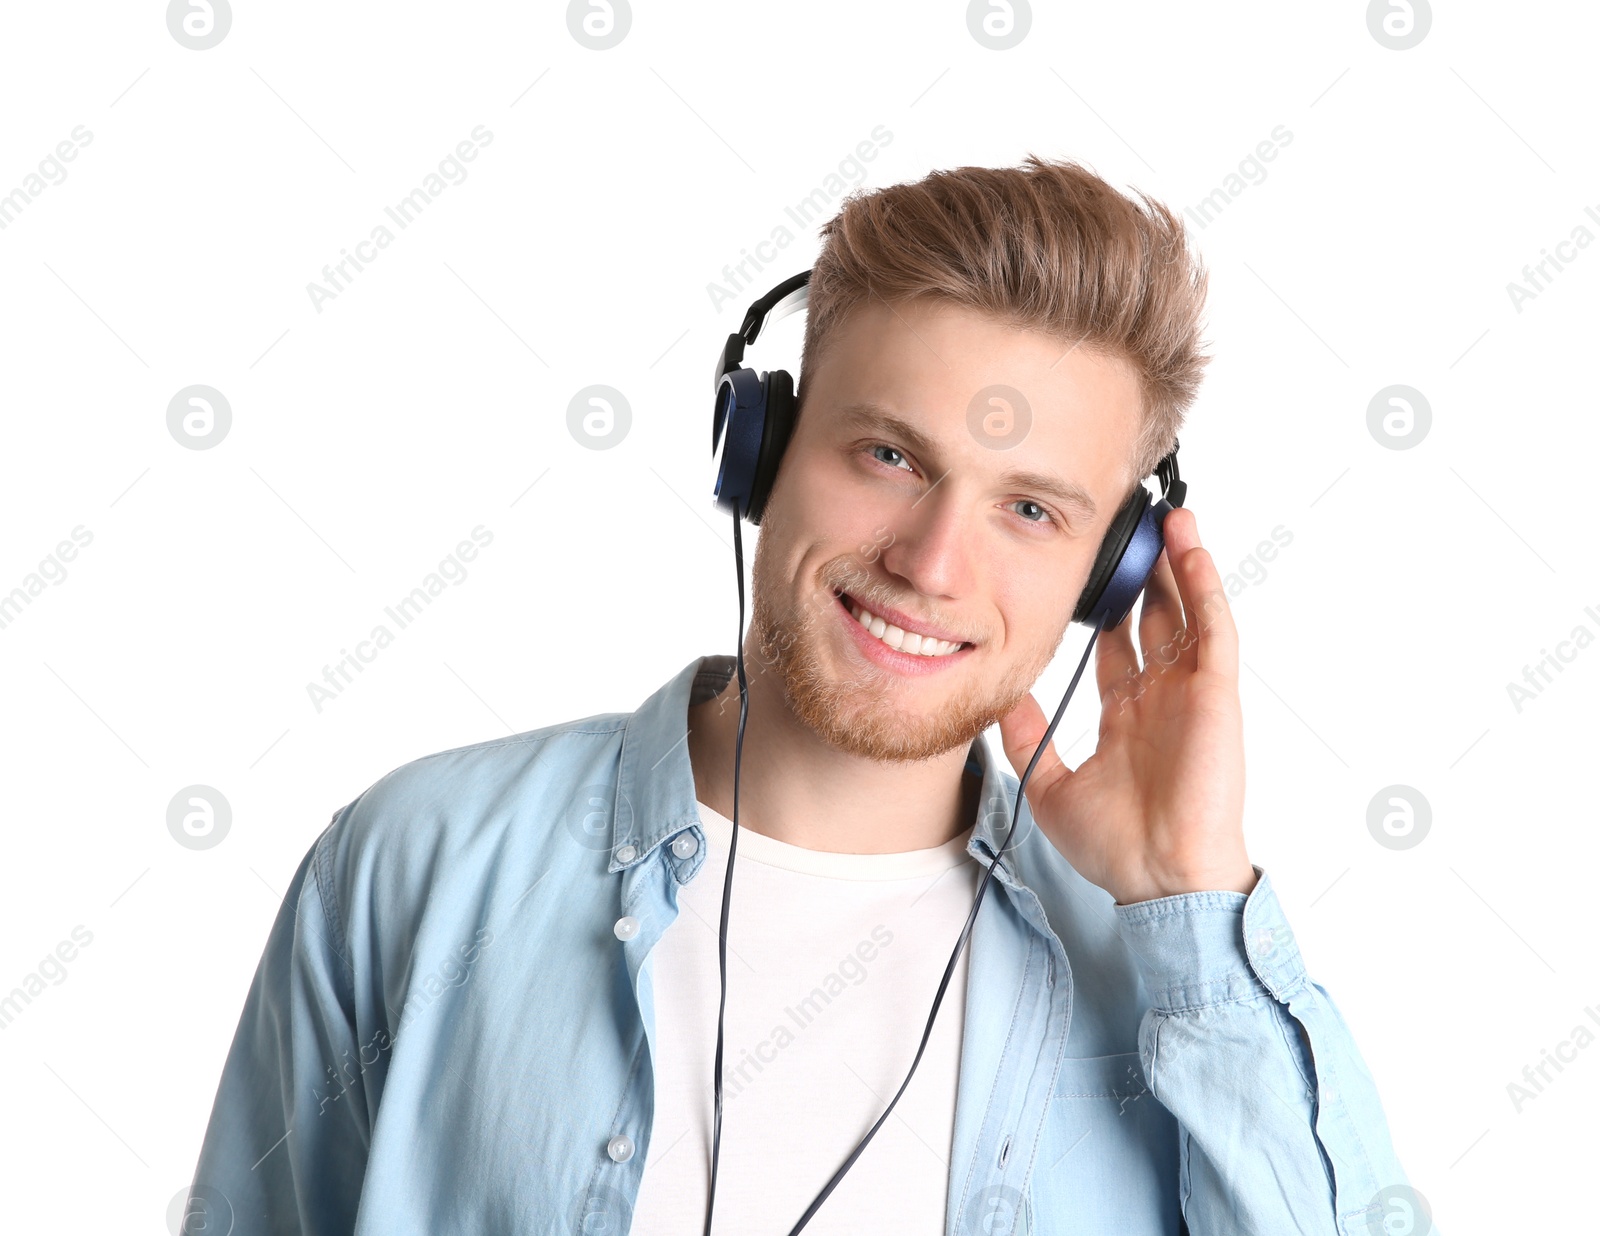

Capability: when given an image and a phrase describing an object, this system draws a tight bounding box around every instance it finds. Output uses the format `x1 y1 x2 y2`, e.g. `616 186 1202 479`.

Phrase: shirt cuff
1110 864 1309 1010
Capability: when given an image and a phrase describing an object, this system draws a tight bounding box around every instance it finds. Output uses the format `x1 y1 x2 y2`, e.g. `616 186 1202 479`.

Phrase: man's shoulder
315 708 634 909
365 710 628 802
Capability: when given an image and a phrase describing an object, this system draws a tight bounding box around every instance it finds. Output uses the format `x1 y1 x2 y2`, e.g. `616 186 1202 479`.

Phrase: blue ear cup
1074 492 1175 630
712 367 796 525
712 271 808 525
711 368 766 520
1072 446 1187 630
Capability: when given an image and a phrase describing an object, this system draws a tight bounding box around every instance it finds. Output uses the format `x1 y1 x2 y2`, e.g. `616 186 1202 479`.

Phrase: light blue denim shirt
190 653 1428 1236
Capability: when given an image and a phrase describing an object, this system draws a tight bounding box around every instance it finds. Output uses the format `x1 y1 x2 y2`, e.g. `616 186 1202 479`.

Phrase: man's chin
779 639 1001 764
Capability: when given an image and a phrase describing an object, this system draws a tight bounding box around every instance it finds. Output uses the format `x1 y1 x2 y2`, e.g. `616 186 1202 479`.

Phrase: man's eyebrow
834 401 1099 521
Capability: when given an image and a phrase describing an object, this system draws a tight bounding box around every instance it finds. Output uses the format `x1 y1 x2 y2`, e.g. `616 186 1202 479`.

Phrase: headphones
699 268 1189 1236
712 267 1187 631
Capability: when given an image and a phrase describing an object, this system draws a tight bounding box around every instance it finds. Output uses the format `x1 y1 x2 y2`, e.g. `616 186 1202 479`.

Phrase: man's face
746 296 1144 763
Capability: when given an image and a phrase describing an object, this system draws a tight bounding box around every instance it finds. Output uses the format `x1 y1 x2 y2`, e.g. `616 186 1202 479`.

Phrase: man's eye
869 444 914 472
1010 499 1057 527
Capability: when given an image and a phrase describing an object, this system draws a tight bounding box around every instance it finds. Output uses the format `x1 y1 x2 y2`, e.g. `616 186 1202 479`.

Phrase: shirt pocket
1029 1052 1179 1234
1055 1050 1149 1102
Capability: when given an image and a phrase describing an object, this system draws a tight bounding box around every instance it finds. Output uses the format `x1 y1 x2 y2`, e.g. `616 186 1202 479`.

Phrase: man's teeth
846 598 963 657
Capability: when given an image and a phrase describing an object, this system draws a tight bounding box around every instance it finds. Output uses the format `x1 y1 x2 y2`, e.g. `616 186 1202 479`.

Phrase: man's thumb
996 691 1070 797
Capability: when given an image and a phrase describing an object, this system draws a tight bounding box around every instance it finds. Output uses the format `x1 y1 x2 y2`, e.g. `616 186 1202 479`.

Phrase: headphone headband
713 269 811 392
1153 442 1186 508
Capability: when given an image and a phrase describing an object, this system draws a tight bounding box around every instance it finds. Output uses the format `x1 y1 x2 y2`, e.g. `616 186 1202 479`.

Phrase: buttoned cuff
1111 864 1308 1011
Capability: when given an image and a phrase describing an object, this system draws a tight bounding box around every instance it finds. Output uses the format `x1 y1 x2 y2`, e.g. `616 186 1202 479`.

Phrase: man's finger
1137 543 1192 676
1163 508 1238 680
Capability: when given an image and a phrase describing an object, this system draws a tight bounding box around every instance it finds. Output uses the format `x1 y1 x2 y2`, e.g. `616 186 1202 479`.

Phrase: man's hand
995 506 1255 906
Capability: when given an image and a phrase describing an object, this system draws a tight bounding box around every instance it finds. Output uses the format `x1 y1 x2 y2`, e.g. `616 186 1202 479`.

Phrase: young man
188 157 1428 1235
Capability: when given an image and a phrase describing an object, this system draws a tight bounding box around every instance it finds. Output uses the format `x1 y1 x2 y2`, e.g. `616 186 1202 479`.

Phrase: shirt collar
611 653 1027 886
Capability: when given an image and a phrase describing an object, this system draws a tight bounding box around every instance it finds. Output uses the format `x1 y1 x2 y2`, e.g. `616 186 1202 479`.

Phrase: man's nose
872 483 976 602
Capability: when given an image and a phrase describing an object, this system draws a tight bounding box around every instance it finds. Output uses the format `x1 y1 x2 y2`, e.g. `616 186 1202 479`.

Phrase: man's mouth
832 589 973 659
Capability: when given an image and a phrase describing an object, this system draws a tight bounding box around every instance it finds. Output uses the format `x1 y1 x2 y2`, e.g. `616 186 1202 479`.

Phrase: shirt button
607 1134 634 1162
615 844 637 864
613 916 639 942
671 832 699 859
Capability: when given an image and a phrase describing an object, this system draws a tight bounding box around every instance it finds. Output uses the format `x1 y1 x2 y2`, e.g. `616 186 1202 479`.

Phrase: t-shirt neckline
694 799 976 882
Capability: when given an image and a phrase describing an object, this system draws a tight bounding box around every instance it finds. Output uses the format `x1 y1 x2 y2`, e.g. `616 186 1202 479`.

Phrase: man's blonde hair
799 154 1211 483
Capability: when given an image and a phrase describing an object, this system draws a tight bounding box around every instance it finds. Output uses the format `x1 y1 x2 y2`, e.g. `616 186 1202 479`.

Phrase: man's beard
745 525 1069 764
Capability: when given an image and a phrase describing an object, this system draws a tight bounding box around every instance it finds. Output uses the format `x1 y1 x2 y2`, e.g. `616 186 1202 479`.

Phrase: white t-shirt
629 798 982 1235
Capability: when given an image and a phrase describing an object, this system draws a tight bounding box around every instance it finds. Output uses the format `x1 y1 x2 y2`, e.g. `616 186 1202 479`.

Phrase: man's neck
686 655 981 855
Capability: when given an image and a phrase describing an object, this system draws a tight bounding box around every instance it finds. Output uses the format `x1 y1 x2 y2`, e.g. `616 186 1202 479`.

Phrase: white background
0 1 1593 1231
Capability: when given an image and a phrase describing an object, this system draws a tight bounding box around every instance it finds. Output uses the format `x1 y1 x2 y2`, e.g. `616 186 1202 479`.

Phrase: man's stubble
744 501 1071 765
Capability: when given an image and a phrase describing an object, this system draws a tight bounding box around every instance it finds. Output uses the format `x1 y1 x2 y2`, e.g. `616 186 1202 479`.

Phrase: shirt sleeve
1111 865 1437 1236
185 817 371 1236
